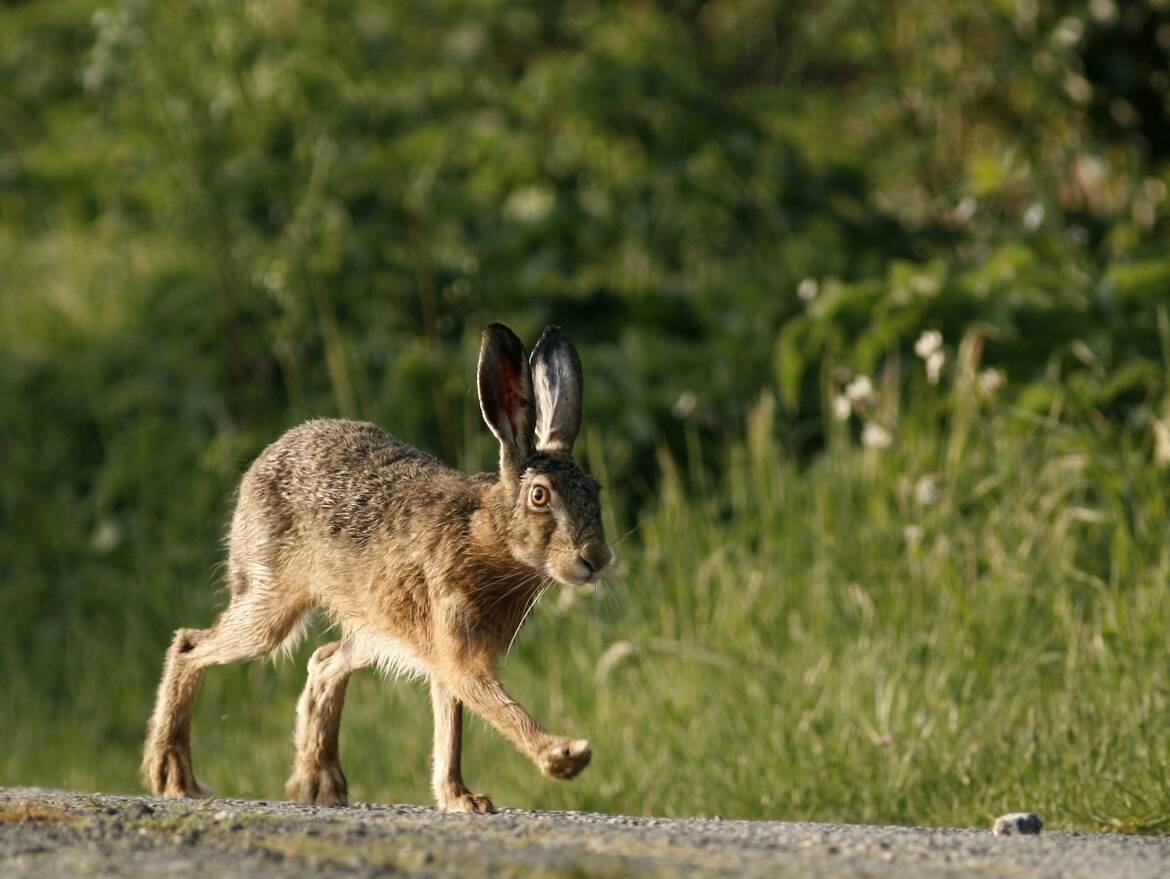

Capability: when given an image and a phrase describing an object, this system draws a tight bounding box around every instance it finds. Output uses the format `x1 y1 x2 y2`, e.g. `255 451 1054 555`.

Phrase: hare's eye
530 485 550 508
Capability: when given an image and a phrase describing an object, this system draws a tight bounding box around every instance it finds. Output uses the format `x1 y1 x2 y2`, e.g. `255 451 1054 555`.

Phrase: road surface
2 786 1168 878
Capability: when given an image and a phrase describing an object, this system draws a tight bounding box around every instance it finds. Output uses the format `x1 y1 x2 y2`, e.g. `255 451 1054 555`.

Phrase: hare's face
507 455 612 586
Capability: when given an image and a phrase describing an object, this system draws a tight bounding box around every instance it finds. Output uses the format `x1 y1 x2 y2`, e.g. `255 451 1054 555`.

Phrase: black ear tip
482 322 525 353
533 325 574 356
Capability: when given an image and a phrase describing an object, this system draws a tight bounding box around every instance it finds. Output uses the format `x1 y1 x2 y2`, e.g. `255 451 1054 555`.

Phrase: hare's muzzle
574 541 613 584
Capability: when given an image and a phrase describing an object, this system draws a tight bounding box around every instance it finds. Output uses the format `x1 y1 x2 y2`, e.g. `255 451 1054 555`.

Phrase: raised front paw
439 792 495 814
286 763 348 806
142 745 213 799
537 737 592 780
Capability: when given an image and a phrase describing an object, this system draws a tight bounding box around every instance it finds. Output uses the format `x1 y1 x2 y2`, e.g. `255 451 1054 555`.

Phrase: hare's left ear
530 325 583 455
478 323 534 483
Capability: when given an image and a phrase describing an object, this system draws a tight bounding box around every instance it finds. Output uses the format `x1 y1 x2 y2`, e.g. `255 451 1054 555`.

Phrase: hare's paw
537 737 592 780
439 792 495 814
142 745 213 799
286 763 348 806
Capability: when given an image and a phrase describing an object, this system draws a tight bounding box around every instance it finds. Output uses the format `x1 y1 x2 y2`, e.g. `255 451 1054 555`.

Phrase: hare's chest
345 629 430 681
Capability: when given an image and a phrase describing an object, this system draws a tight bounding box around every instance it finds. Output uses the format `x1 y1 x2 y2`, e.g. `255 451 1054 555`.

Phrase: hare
141 323 611 813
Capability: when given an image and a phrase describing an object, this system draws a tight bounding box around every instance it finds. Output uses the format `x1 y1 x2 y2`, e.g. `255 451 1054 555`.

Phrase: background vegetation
3 0 1170 831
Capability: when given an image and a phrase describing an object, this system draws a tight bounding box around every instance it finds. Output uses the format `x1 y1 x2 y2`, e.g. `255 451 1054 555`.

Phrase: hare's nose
579 543 612 575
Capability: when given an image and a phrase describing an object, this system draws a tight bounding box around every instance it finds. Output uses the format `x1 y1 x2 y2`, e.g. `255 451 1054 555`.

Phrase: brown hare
142 323 611 813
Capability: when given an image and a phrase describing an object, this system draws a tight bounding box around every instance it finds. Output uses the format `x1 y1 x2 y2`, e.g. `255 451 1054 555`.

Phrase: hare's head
478 323 612 586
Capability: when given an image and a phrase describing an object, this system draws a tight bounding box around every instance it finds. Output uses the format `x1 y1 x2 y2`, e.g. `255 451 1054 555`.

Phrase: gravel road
3 786 1169 878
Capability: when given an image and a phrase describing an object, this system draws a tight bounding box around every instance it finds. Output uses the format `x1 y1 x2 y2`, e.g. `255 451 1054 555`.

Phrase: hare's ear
478 323 534 481
530 325 583 455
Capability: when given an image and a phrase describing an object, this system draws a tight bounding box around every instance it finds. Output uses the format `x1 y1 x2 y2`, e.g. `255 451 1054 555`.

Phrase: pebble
993 812 1043 836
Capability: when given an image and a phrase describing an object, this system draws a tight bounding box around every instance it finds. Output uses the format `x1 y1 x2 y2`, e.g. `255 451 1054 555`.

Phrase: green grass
4 376 1170 833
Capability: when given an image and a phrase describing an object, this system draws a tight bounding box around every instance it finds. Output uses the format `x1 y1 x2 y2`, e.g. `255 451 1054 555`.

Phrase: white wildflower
978 368 1005 396
1053 17 1084 49
672 390 698 419
90 519 122 554
914 476 940 506
954 196 977 223
832 394 853 421
1023 202 1045 229
504 185 555 223
926 349 946 384
914 330 943 359
1153 416 1170 467
797 278 819 302
1089 0 1118 24
861 422 893 450
845 374 874 404
904 524 924 546
1064 74 1092 105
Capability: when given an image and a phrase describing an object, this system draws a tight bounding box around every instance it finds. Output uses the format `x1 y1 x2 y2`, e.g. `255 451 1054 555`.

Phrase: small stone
126 803 155 820
213 810 229 822
993 812 1043 835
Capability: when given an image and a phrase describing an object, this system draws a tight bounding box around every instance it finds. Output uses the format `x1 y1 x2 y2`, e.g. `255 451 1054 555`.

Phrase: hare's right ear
530 325 583 455
478 322 534 484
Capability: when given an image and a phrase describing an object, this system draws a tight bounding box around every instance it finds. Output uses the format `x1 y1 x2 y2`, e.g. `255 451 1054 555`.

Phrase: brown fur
142 325 610 812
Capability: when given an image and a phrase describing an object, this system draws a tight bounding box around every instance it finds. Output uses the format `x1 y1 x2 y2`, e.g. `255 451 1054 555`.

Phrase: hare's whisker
473 568 543 616
506 578 554 655
608 520 643 550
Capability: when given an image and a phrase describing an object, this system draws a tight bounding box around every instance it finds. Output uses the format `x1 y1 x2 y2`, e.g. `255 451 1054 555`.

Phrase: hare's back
238 418 447 541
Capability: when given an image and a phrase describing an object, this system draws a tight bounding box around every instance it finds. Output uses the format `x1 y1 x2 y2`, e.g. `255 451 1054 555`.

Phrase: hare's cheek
537 519 559 551
513 515 548 555
549 528 580 562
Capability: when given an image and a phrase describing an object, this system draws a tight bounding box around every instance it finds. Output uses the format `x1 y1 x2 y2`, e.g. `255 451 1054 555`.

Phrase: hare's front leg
445 667 592 783
286 641 368 806
430 679 494 813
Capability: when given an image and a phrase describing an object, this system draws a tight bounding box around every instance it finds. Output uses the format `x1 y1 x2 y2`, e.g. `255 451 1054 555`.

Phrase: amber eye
530 485 550 508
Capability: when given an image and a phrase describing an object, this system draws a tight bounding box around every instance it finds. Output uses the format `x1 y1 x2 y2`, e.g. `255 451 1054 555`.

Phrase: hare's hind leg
141 626 214 798
286 640 370 806
431 679 494 813
142 584 309 798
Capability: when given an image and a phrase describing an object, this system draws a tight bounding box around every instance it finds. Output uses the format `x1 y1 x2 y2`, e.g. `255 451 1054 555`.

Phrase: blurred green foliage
5 0 1170 460
2 0 1170 825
